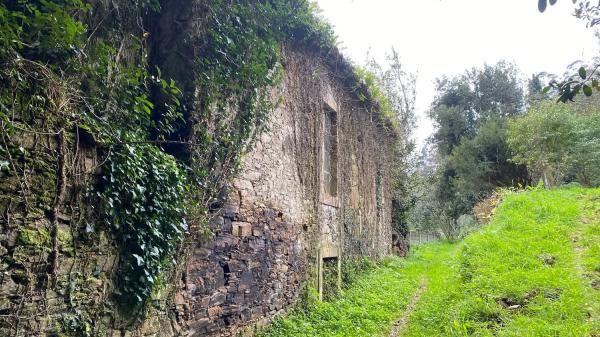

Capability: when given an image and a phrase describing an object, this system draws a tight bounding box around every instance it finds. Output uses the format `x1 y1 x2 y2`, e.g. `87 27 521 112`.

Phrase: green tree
527 73 552 106
448 118 528 211
508 100 600 187
430 105 470 156
427 61 525 221
573 111 600 185
507 102 579 187
430 61 523 154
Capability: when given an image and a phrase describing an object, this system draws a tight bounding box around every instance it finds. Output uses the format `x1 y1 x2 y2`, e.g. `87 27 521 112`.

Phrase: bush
341 257 376 289
508 101 600 187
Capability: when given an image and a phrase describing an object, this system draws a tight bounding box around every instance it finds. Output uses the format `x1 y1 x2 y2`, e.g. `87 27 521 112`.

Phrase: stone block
209 292 226 306
221 304 240 315
188 317 210 330
207 306 224 317
246 171 261 182
223 202 240 218
199 296 210 308
232 222 252 237
174 293 186 306
232 178 253 191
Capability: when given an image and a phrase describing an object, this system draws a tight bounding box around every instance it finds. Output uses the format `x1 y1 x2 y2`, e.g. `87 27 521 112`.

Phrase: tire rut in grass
573 213 600 325
390 278 427 337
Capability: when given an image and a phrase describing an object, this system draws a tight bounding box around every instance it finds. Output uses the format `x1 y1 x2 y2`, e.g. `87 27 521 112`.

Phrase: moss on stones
57 228 74 254
18 227 51 247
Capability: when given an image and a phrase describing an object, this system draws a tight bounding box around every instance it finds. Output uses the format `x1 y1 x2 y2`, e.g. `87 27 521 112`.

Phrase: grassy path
402 187 600 337
259 242 459 337
259 187 600 337
389 279 427 337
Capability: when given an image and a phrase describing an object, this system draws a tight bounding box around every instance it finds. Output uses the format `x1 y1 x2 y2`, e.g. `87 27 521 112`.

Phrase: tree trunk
542 171 551 188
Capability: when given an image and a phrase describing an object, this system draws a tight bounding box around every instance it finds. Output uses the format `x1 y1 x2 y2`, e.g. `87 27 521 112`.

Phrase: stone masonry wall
0 41 394 337
180 45 395 336
0 124 181 336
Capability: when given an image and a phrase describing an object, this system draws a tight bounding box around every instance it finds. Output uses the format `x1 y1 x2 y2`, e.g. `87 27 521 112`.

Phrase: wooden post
317 246 323 301
337 245 342 292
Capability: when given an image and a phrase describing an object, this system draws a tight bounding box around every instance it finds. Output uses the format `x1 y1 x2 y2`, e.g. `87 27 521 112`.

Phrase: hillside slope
259 187 600 336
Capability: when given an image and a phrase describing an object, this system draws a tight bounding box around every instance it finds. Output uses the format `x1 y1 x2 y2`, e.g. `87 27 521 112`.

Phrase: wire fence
407 231 442 245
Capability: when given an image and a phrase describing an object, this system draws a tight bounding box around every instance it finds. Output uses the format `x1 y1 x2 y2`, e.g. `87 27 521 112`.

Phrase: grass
259 187 600 336
405 186 600 336
259 243 458 337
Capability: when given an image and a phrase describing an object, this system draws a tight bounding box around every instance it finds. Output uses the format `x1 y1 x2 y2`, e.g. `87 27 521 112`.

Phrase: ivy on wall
0 0 187 316
180 0 339 229
97 144 187 307
0 0 396 326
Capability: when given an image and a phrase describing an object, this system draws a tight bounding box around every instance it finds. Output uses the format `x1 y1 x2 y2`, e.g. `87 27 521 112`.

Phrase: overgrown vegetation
1 0 404 324
259 256 419 337
508 99 600 187
0 0 189 315
179 0 339 227
360 50 417 238
260 187 600 336
97 144 187 307
405 187 600 336
407 55 600 240
340 256 376 289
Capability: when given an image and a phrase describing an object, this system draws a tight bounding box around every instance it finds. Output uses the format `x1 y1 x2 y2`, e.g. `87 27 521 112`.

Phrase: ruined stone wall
0 43 394 337
0 121 184 336
180 45 395 336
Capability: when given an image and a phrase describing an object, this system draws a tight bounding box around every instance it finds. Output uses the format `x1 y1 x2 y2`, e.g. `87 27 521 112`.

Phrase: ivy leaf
85 223 94 233
0 160 9 171
583 84 593 96
578 66 587 79
132 254 144 266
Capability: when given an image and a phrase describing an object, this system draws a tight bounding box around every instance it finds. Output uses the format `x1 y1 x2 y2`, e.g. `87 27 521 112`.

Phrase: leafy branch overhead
538 0 600 101
537 0 558 13
537 0 599 16
545 65 600 102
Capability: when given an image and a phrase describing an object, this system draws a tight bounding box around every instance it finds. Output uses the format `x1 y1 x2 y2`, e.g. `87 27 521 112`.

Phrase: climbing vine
0 0 187 317
97 144 187 308
0 0 397 330
181 0 338 228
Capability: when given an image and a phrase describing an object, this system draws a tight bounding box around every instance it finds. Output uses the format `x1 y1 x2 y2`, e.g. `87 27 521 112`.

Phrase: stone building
0 2 396 336
182 45 396 335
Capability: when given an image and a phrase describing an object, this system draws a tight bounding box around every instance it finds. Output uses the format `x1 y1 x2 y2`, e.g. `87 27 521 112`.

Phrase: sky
315 0 599 147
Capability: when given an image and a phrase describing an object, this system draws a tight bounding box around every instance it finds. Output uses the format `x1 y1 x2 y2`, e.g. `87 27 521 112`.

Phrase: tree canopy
407 61 528 238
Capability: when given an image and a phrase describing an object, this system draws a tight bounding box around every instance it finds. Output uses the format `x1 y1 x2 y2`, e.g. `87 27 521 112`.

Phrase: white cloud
315 0 599 147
